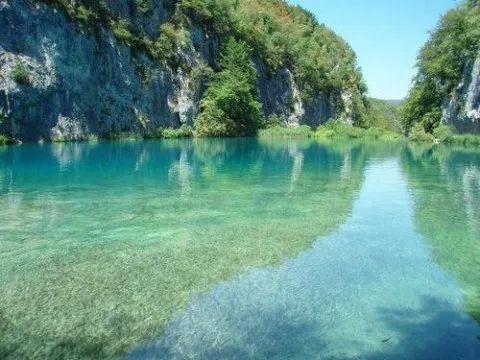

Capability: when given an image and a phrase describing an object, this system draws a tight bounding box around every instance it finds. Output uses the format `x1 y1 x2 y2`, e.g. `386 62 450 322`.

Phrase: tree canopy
403 0 480 132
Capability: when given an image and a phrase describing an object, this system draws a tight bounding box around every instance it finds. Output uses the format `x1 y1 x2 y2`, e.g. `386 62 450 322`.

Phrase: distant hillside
366 98 403 132
384 99 404 107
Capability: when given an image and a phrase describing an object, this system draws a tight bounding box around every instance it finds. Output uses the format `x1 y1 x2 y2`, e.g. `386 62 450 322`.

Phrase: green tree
403 0 480 133
195 38 264 137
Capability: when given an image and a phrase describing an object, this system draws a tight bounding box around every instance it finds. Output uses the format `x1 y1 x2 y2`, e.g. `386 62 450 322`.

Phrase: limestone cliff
0 0 363 142
442 53 480 133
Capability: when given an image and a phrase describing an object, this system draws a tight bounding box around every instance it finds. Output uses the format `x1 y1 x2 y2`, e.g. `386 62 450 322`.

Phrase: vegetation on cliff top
37 0 368 137
403 0 480 133
195 38 264 136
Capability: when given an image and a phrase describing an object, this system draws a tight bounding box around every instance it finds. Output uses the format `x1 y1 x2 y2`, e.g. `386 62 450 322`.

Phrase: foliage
153 124 193 139
451 133 480 145
314 126 336 138
315 119 402 141
154 23 190 64
265 113 285 128
258 125 314 138
0 134 11 145
110 19 136 46
407 123 480 144
195 38 264 137
189 63 215 91
136 0 151 14
403 1 480 133
11 61 30 85
409 123 436 142
40 0 368 125
433 125 454 143
366 98 402 132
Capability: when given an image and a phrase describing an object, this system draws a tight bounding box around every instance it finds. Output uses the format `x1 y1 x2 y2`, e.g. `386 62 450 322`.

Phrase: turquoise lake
0 139 479 359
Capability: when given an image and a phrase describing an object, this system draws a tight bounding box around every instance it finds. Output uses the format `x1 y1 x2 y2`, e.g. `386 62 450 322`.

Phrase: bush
154 125 193 139
136 0 150 14
364 127 383 140
433 125 454 143
323 119 364 138
0 134 11 145
12 61 30 85
154 23 182 61
314 126 336 138
409 123 435 142
195 106 234 137
265 114 285 128
76 5 94 24
379 131 402 141
111 19 135 45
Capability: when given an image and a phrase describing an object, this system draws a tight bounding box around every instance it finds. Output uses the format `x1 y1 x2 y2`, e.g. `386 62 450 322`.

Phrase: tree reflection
402 144 480 321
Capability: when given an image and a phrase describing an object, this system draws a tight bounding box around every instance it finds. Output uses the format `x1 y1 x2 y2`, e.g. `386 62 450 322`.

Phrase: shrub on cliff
12 61 30 85
0 134 10 145
265 114 286 129
195 38 264 137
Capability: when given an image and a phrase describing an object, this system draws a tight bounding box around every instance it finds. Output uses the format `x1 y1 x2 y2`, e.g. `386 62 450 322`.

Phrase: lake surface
0 139 479 359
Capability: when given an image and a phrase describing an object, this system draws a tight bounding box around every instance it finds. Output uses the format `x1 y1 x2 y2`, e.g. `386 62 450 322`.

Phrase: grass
450 134 480 145
101 132 143 141
258 125 314 138
408 124 480 145
149 125 193 139
315 119 402 141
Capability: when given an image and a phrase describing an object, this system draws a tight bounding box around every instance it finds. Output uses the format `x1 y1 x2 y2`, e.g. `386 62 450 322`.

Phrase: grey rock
0 0 355 142
442 53 480 133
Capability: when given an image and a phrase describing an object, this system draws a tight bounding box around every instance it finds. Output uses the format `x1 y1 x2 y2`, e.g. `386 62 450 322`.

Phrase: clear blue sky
289 0 458 100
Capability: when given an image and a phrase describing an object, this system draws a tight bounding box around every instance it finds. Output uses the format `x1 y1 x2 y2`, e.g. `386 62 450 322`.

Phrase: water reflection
402 144 480 321
2 140 478 359
0 139 368 359
128 158 480 360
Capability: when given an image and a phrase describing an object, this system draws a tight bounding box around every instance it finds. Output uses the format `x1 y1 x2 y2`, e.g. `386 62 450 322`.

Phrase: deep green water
0 139 479 359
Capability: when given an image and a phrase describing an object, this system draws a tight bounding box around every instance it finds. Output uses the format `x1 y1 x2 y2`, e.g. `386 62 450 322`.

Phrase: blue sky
289 0 458 99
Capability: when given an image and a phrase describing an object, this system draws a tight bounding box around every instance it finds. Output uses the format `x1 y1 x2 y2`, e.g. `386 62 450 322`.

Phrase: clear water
0 139 479 359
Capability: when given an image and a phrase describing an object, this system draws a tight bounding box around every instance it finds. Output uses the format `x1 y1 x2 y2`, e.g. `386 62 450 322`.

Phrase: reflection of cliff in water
401 144 480 321
0 139 372 359
128 153 480 360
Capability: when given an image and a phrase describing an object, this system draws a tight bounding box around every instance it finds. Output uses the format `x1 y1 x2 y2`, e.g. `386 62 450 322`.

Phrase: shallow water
0 139 479 359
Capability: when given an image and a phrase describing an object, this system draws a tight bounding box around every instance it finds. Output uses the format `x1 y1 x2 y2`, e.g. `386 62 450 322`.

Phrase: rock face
0 0 340 142
442 53 480 134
